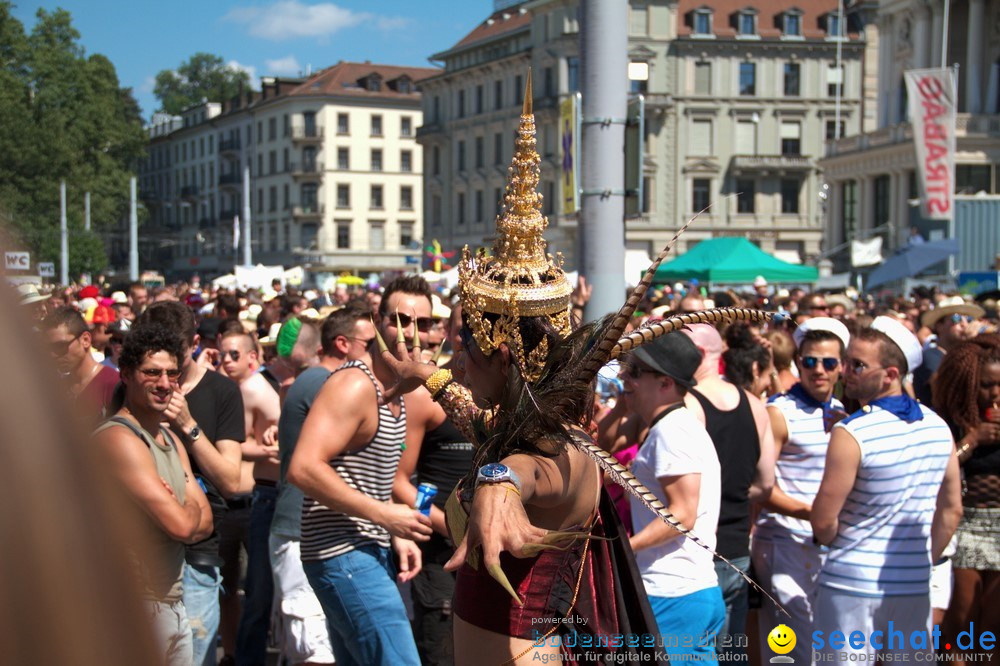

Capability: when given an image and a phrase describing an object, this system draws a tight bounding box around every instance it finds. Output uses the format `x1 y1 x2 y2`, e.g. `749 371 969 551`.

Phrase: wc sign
4 251 30 271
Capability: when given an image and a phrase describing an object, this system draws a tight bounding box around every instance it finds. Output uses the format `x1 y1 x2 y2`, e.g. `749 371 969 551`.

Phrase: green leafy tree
154 52 250 115
0 3 146 279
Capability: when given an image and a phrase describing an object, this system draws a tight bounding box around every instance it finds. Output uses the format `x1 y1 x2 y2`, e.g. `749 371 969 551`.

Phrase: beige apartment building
139 61 438 278
819 0 1000 272
417 0 866 271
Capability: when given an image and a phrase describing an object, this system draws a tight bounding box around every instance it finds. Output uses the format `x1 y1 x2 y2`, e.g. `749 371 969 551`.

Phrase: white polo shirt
629 405 722 598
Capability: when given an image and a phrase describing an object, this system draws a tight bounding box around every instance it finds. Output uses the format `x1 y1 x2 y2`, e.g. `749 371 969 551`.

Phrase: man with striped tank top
754 317 850 666
288 276 434 666
812 317 963 660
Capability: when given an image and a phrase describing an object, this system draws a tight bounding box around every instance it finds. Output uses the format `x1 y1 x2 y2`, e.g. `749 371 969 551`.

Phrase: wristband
424 368 454 398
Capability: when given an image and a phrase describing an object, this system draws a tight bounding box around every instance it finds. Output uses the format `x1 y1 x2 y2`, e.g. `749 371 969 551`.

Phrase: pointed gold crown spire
459 69 573 381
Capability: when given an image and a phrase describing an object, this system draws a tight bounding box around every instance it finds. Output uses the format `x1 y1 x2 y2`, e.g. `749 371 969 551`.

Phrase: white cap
793 316 851 350
753 275 767 287
871 315 923 373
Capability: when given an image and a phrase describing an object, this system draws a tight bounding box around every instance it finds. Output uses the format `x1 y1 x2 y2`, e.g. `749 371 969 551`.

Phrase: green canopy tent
652 237 818 284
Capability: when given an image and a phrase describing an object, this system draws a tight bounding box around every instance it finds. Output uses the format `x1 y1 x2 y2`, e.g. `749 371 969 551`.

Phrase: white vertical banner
905 68 956 220
233 215 240 250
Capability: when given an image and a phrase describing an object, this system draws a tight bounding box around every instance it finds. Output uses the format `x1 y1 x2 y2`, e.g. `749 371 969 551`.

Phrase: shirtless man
289 275 433 665
682 323 775 656
218 330 281 666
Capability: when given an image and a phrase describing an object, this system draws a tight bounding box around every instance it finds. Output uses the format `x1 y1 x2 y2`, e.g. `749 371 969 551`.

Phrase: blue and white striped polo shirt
756 390 843 543
819 403 953 597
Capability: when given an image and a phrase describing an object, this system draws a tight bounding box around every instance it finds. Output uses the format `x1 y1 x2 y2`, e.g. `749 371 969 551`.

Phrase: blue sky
12 0 490 119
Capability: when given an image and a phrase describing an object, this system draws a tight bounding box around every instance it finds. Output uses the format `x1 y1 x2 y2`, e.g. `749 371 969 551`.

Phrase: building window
268 117 276 141
371 149 382 172
544 67 554 97
825 120 845 139
694 62 711 95
432 146 440 175
432 195 442 227
738 10 756 35
258 188 264 213
693 9 712 35
370 185 383 209
567 57 580 92
457 90 465 117
827 65 844 97
457 192 466 225
780 121 801 155
401 150 412 172
736 179 755 213
338 148 349 170
494 79 503 109
476 85 484 114
690 119 712 156
629 4 648 34
828 12 842 38
401 116 412 137
457 140 466 171
301 183 318 210
475 137 484 169
400 222 414 248
432 96 440 123
370 222 385 251
515 75 524 105
257 122 263 143
781 179 800 213
739 62 756 96
338 113 349 134
283 114 289 137
475 190 484 222
283 183 289 210
842 180 858 239
400 185 413 210
494 132 503 165
784 63 800 96
269 151 277 174
302 223 319 250
736 120 757 154
874 174 891 221
337 184 350 208
269 186 277 211
629 61 649 94
692 178 710 212
784 11 802 36
956 165 992 194
371 114 383 136
336 221 350 249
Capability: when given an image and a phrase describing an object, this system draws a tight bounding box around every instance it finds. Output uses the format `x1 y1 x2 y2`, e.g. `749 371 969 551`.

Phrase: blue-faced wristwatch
476 463 522 492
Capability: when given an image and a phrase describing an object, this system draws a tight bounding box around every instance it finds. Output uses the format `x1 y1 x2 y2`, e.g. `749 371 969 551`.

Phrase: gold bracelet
956 441 972 458
424 368 454 397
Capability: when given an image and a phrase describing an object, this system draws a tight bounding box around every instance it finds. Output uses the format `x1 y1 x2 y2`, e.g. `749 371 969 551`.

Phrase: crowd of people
11 79 999 666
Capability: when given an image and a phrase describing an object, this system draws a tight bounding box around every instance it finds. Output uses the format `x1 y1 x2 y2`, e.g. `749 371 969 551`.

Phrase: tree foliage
154 52 250 115
0 3 146 279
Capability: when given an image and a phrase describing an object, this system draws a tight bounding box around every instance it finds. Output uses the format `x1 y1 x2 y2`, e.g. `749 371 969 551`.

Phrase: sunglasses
346 336 375 347
622 361 661 380
49 332 84 357
809 304 830 312
950 314 974 325
846 358 883 375
139 367 181 380
384 311 434 332
800 356 840 371
223 350 241 361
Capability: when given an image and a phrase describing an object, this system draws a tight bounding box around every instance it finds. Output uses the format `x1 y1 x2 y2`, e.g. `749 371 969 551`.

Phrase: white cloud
227 59 258 84
265 55 302 77
139 75 156 94
224 1 405 41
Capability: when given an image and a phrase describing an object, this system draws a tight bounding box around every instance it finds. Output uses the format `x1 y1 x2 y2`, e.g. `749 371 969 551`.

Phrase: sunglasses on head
49 332 84 357
950 314 974 325
385 311 434 332
800 356 840 371
224 350 241 361
139 367 181 380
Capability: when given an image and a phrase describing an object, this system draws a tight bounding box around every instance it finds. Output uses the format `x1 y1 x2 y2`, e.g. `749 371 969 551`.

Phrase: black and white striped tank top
300 360 406 561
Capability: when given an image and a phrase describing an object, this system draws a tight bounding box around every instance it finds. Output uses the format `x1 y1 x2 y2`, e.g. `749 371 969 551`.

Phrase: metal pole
242 165 252 267
941 0 950 69
60 180 68 285
84 191 91 232
834 0 844 139
579 0 627 322
129 177 139 280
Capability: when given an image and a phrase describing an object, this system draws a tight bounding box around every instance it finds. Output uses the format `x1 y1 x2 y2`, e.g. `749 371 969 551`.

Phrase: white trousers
813 588 933 661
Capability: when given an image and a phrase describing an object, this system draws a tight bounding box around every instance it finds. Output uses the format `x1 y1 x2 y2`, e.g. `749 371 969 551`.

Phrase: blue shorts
649 586 726 661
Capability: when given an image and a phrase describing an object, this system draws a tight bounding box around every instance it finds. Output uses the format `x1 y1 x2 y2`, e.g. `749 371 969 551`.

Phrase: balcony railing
290 161 324 178
292 204 325 218
219 138 241 153
291 126 324 142
826 113 1000 157
731 154 813 171
219 172 241 186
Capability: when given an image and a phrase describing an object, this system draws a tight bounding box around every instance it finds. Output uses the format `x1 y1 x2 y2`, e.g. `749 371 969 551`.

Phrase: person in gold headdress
379 72 775 665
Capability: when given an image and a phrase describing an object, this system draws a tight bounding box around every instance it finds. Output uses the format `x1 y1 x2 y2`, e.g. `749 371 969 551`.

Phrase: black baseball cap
630 331 703 389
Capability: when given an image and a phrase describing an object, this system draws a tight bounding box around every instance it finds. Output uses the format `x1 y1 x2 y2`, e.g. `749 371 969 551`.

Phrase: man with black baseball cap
623 332 725 664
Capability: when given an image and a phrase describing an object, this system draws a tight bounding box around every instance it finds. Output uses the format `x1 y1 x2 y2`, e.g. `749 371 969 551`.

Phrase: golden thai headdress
459 71 572 381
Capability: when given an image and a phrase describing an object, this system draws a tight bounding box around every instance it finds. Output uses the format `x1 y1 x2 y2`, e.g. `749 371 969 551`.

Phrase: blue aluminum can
414 482 438 516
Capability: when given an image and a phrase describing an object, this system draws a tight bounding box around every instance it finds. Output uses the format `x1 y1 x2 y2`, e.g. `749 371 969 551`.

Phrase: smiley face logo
767 624 797 655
